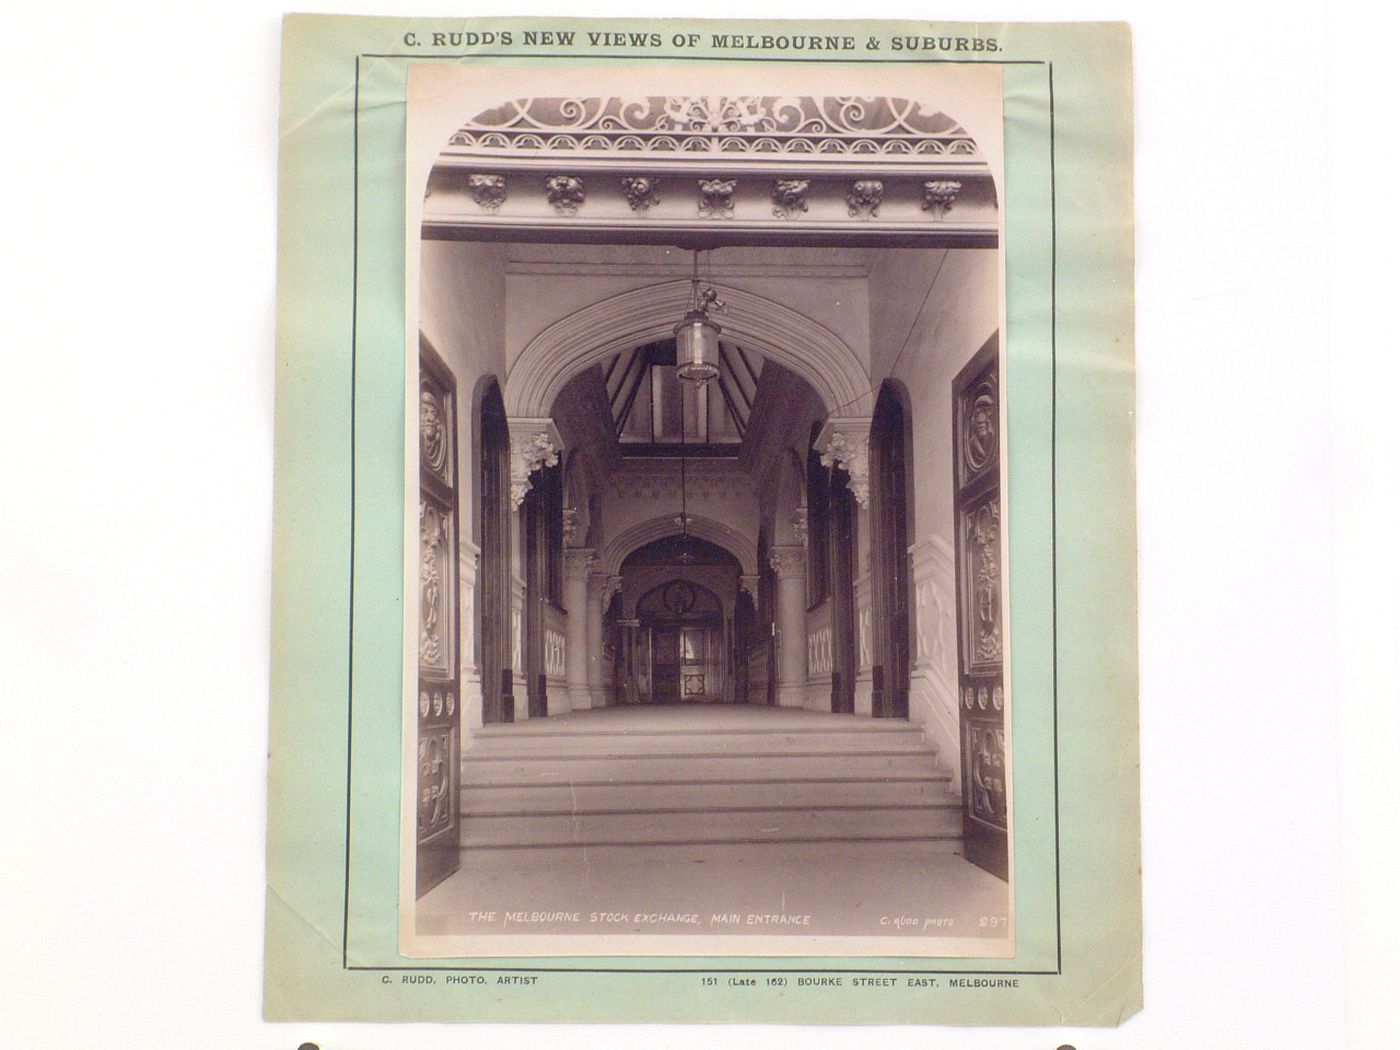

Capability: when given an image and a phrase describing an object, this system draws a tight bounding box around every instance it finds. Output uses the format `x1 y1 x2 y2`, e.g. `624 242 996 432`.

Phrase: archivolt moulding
505 280 873 419
597 514 758 578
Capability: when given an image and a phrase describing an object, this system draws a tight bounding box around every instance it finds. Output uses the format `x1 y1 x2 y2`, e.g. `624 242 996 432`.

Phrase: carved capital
815 418 873 507
506 418 563 508
698 177 736 219
771 178 809 219
846 179 883 219
564 547 596 581
922 179 962 219
545 174 585 215
620 175 661 211
466 173 506 210
739 574 761 599
768 545 806 579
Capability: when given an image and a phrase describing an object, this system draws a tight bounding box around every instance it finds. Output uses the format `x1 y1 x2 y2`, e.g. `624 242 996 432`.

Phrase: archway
505 281 874 421
599 513 757 578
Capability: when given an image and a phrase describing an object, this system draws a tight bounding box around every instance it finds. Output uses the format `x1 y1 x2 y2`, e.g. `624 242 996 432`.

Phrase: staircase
458 706 962 852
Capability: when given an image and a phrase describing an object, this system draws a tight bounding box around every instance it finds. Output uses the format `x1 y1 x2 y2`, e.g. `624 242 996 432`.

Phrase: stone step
464 726 929 756
460 804 963 849
461 776 955 815
459 750 941 786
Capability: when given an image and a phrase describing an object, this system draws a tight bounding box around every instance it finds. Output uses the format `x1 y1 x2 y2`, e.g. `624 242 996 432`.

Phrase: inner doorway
638 580 725 704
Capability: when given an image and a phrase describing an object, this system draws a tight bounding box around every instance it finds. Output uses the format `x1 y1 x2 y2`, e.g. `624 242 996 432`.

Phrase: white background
1 2 1395 1049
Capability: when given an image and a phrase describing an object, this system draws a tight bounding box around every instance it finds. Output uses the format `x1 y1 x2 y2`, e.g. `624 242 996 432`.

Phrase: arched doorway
870 382 914 719
636 579 726 704
474 377 513 724
616 536 743 705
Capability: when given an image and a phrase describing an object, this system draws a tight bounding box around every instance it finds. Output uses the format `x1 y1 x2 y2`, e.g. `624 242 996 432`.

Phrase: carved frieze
697 177 736 218
545 174 586 215
846 179 884 219
807 624 833 675
620 175 661 211
546 627 567 678
771 178 810 219
466 173 506 210
922 179 962 218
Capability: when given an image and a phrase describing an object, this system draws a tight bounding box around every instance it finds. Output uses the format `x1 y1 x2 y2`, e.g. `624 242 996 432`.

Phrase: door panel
416 344 461 897
651 628 679 702
953 334 1007 881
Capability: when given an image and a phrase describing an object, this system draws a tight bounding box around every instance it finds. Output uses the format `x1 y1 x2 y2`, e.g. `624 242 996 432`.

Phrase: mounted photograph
401 62 1010 958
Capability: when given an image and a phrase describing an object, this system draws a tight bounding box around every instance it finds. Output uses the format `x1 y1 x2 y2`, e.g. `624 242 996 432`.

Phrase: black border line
343 52 361 971
342 51 1060 978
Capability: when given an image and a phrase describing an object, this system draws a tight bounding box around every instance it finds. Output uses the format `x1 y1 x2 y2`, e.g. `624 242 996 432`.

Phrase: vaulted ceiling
601 338 765 453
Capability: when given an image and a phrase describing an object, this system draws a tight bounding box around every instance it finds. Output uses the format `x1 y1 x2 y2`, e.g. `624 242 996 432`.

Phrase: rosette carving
922 179 962 218
466 173 506 210
771 178 810 219
846 179 883 219
545 174 585 215
620 175 661 211
698 178 736 218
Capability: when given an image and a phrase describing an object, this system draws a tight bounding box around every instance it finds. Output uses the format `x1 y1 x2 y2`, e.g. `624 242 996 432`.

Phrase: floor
416 703 1010 946
478 703 909 733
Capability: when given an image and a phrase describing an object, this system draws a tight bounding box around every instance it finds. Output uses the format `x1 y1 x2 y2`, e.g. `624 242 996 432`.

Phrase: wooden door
651 628 680 702
416 344 461 896
952 335 1008 880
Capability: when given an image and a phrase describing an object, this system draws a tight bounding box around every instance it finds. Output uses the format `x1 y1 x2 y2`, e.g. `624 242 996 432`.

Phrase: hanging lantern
675 252 722 384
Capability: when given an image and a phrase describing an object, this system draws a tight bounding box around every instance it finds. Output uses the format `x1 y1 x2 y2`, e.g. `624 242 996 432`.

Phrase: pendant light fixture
675 250 723 385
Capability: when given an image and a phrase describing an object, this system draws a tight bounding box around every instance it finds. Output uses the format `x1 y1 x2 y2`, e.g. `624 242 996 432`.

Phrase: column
585 573 621 708
769 545 808 708
563 548 595 711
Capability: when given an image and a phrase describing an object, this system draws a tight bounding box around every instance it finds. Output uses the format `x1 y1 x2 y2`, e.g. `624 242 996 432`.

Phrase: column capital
768 545 806 579
587 571 623 605
739 574 760 599
564 547 596 580
506 417 563 507
815 417 873 508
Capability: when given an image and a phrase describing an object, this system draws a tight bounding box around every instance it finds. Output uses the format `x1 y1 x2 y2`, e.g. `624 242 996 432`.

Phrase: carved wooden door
416 345 461 897
953 335 1008 880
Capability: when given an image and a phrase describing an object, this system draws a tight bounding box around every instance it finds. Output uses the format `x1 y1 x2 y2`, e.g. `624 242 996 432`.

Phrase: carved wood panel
416 343 461 897
952 334 1007 881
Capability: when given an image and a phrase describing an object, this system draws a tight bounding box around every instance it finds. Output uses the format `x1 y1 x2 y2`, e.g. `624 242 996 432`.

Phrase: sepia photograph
402 62 1011 957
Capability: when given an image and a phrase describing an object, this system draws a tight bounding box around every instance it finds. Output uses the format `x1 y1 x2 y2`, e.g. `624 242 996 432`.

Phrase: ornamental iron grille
448 96 981 160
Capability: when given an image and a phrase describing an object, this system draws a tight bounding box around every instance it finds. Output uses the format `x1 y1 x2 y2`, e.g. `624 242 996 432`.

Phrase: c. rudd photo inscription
402 63 1010 958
